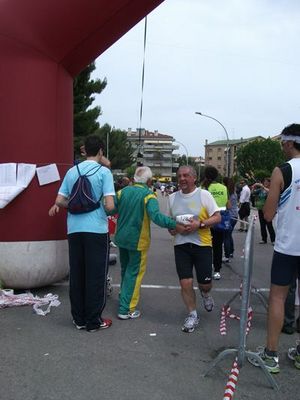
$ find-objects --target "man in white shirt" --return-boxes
[248,123,300,373]
[238,180,251,232]
[168,166,220,333]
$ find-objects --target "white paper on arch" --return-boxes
[0,163,36,208]
[36,163,60,186]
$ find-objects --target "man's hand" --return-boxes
[80,145,87,157]
[168,228,177,236]
[49,204,60,216]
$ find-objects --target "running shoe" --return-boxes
[181,314,199,333]
[247,347,280,374]
[202,294,214,312]
[213,272,221,280]
[118,310,141,320]
[287,343,300,369]
[87,318,112,332]
[222,257,230,263]
[72,320,86,330]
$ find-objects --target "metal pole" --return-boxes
[106,129,109,160]
[175,140,188,165]
[107,125,114,160]
[195,112,230,176]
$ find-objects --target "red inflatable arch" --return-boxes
[0,0,163,288]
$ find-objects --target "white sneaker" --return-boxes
[181,314,199,333]
[110,241,117,248]
[202,294,214,312]
[222,257,230,263]
[213,272,221,280]
[118,310,141,320]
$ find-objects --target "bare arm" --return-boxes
[263,167,283,222]
[100,155,111,169]
[104,195,115,212]
[48,194,68,216]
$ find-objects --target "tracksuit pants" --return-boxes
[118,247,148,315]
[68,232,109,330]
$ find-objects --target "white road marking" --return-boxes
[52,281,270,292]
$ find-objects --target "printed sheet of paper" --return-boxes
[0,186,25,208]
[0,163,37,208]
[17,163,36,187]
[36,164,60,186]
[0,163,17,186]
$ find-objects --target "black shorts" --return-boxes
[174,244,212,284]
[271,251,300,286]
[239,202,250,219]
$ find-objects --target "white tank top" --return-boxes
[275,158,300,255]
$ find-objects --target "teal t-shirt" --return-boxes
[58,160,115,234]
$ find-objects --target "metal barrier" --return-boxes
[203,215,279,391]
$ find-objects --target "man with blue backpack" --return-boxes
[49,135,115,332]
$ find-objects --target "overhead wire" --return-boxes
[137,16,148,165]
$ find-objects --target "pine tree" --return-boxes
[73,62,107,156]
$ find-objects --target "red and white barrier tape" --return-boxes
[220,307,253,399]
[223,358,240,400]
[220,305,253,336]
[0,290,60,316]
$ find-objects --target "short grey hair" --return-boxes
[177,165,197,178]
[134,166,153,183]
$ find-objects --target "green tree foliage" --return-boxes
[236,138,285,179]
[96,124,134,170]
[73,62,107,156]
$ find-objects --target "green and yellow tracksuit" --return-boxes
[114,183,176,315]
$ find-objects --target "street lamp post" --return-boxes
[195,112,230,177]
[106,125,114,160]
[174,140,189,165]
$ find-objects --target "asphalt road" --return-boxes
[1,196,299,400]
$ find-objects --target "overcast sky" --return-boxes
[93,0,300,156]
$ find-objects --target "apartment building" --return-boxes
[127,129,179,179]
[205,136,264,176]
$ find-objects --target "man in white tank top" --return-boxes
[167,166,221,333]
[248,124,300,373]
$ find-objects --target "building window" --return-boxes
[217,156,221,160]
[208,157,212,160]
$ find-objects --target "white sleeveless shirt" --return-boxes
[275,158,300,255]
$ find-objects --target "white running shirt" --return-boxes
[275,158,300,255]
[168,187,219,247]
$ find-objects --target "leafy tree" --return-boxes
[96,124,134,170]
[236,138,285,179]
[73,62,107,156]
[125,165,136,179]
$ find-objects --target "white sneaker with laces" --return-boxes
[213,272,221,280]
[118,310,141,320]
[181,314,199,333]
[201,294,214,312]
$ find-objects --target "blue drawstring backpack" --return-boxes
[68,164,102,214]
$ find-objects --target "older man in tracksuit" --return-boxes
[113,166,187,320]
